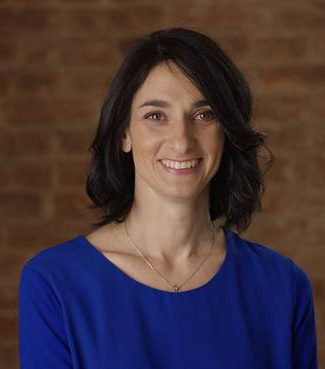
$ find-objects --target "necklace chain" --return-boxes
[123,219,221,292]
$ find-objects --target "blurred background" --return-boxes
[0,0,324,367]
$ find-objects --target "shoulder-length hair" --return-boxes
[85,27,274,234]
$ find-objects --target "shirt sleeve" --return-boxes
[18,266,73,369]
[291,260,319,369]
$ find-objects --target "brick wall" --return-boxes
[1,0,324,367]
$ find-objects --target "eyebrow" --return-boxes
[138,99,210,109]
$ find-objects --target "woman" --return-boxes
[18,27,319,368]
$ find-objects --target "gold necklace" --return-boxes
[123,219,220,292]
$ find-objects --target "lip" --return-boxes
[159,158,202,162]
[159,158,202,175]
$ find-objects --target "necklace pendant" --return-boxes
[173,285,181,292]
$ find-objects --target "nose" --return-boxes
[167,117,196,152]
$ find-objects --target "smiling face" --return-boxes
[121,61,225,202]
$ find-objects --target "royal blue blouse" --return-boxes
[18,228,319,369]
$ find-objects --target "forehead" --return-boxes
[132,61,204,105]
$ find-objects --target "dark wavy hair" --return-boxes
[85,27,274,234]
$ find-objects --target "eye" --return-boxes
[144,111,166,121]
[195,110,216,121]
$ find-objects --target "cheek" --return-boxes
[132,129,162,158]
[204,129,224,153]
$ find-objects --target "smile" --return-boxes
[160,158,200,169]
[159,158,202,175]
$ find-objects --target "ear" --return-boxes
[121,127,132,153]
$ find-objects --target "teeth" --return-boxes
[161,159,200,169]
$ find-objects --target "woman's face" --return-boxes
[122,61,225,201]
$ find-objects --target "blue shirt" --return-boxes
[18,228,319,369]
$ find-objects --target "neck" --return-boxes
[123,201,222,264]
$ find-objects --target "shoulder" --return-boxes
[84,223,132,257]
[230,229,292,265]
[229,229,310,288]
[20,235,86,281]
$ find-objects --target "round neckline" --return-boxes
[77,227,233,296]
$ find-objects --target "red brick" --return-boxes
[0,314,18,342]
[0,7,63,36]
[308,93,325,121]
[10,66,61,95]
[221,35,250,60]
[257,65,325,91]
[0,67,12,96]
[313,278,325,300]
[59,0,103,2]
[193,4,269,30]
[254,213,325,258]
[262,183,298,215]
[294,246,325,282]
[57,158,88,186]
[61,66,113,97]
[302,150,325,187]
[292,216,325,248]
[0,283,18,310]
[5,224,53,250]
[0,39,18,65]
[272,5,325,30]
[0,191,44,220]
[254,93,308,122]
[0,164,10,188]
[64,6,163,37]
[0,129,53,158]
[305,120,322,149]
[1,0,55,4]
[9,160,53,189]
[246,216,300,254]
[20,36,58,65]
[0,251,27,286]
[118,37,142,57]
[3,96,97,126]
[0,35,57,67]
[265,148,303,184]
[5,220,82,250]
[307,31,325,61]
[0,344,19,369]
[267,147,325,188]
[1,66,60,97]
[64,8,112,36]
[58,38,119,66]
[266,121,309,151]
[54,190,89,220]
[56,128,94,154]
[250,36,306,61]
